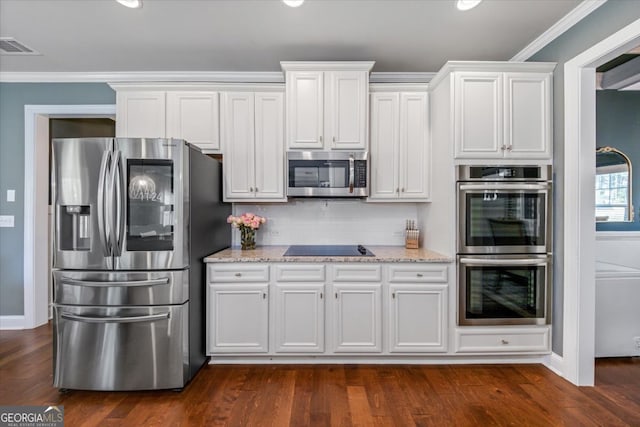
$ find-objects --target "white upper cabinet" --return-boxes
[503,72,552,158]
[282,62,374,150]
[369,86,429,201]
[221,91,285,202]
[111,84,221,153]
[166,91,220,152]
[436,62,555,161]
[115,90,166,139]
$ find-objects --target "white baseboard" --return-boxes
[543,352,564,377]
[0,315,26,330]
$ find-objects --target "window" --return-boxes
[595,167,629,222]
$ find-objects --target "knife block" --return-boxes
[405,230,419,249]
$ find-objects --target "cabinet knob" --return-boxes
[249,187,254,192]
[392,292,396,299]
[401,188,405,192]
[255,187,259,192]
[396,188,400,193]
[416,273,423,278]
[501,339,509,345]
[263,292,267,299]
[320,292,323,299]
[234,273,242,277]
[335,292,338,299]
[506,145,512,151]
[501,145,506,151]
[319,135,323,143]
[333,136,336,143]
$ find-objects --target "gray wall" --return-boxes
[529,0,640,355]
[595,90,640,231]
[0,83,115,316]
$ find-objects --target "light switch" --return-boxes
[7,190,15,202]
[0,215,15,228]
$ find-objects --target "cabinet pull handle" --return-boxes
[335,292,338,299]
[401,188,405,192]
[501,339,509,345]
[392,293,396,299]
[263,292,267,299]
[320,292,323,299]
[255,187,258,192]
[396,188,400,193]
[235,273,242,277]
[506,145,512,151]
[501,145,506,151]
[319,135,323,143]
[333,136,336,143]
[249,187,254,192]
[416,273,423,278]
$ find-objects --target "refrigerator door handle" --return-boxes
[97,150,112,257]
[61,312,170,324]
[116,150,126,256]
[60,277,170,287]
[108,150,122,256]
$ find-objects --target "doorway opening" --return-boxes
[23,105,116,329]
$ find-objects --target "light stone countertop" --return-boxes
[204,245,452,263]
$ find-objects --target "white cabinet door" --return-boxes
[388,284,447,352]
[222,92,256,200]
[504,72,551,158]
[254,92,285,200]
[332,284,382,353]
[166,91,219,152]
[115,91,166,138]
[369,92,400,199]
[208,284,269,353]
[326,71,368,149]
[274,284,325,353]
[286,71,324,149]
[399,92,429,200]
[454,72,503,158]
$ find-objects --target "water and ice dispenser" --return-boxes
[58,205,91,251]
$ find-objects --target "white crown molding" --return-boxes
[280,61,375,72]
[0,71,286,83]
[369,83,428,92]
[510,0,608,62]
[369,72,435,84]
[428,61,557,90]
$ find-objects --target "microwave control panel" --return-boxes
[355,161,367,187]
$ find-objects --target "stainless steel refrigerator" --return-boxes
[51,138,230,391]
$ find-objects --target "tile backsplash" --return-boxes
[230,200,418,246]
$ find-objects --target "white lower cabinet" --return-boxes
[208,283,269,353]
[455,327,550,354]
[331,283,382,353]
[388,284,447,352]
[274,283,325,353]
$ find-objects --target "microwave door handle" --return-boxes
[97,150,112,256]
[349,155,354,193]
[458,183,550,191]
[459,258,548,267]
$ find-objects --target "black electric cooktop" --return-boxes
[283,245,375,257]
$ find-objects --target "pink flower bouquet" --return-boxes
[227,213,266,249]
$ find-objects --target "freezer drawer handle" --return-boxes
[60,277,170,287]
[61,312,170,323]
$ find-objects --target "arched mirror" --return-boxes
[595,146,633,222]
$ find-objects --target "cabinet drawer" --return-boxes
[455,327,550,353]
[332,264,381,282]
[387,265,448,283]
[208,264,269,283]
[274,264,325,282]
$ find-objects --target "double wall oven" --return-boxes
[457,165,552,325]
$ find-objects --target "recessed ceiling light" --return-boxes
[116,0,142,9]
[283,0,304,7]
[456,0,482,11]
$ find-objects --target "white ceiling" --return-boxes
[0,0,585,75]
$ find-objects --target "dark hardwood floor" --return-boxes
[1,323,639,426]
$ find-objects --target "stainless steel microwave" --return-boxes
[287,151,368,198]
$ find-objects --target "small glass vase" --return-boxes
[240,227,256,250]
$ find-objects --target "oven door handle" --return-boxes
[459,257,548,267]
[458,183,550,191]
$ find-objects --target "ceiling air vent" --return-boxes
[0,38,40,55]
